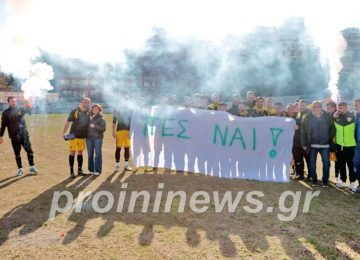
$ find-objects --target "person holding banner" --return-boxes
[249,96,271,117]
[199,94,209,109]
[266,97,275,115]
[286,104,295,118]
[0,96,39,176]
[238,100,249,117]
[246,90,256,114]
[192,93,202,109]
[227,94,240,116]
[217,102,228,112]
[301,101,335,187]
[274,102,288,117]
[183,96,192,108]
[208,93,219,110]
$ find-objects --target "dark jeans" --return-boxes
[292,145,310,177]
[11,135,34,169]
[309,147,330,184]
[86,137,103,173]
[336,144,356,183]
[352,142,360,184]
[334,161,340,178]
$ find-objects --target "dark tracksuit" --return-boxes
[293,111,310,178]
[0,106,34,169]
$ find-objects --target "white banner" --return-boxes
[131,106,295,182]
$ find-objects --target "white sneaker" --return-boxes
[336,182,347,188]
[93,172,101,176]
[115,163,120,172]
[125,165,133,171]
[17,168,23,176]
[30,166,39,174]
[349,182,356,192]
[335,178,341,185]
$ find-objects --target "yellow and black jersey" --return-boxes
[267,107,275,115]
[249,109,271,117]
[113,109,132,131]
[207,103,218,111]
[274,111,288,117]
[296,111,308,125]
[67,106,90,138]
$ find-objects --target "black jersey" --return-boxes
[67,107,90,138]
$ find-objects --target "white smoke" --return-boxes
[0,0,360,99]
[21,62,54,99]
[327,33,347,102]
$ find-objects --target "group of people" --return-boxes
[0,96,132,178]
[61,97,133,177]
[173,91,360,192]
[1,92,360,193]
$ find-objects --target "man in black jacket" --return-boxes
[293,99,310,180]
[62,97,91,178]
[301,101,335,187]
[0,96,39,176]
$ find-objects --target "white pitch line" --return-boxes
[76,175,94,189]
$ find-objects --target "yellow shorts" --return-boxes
[69,138,86,152]
[116,130,130,148]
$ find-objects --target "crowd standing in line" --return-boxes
[1,92,360,193]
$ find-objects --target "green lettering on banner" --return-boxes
[229,128,246,149]
[142,115,158,137]
[269,128,284,158]
[162,119,175,137]
[177,120,191,139]
[213,124,228,146]
[252,128,256,150]
[270,128,283,146]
